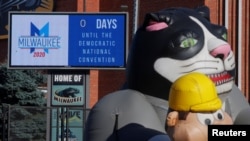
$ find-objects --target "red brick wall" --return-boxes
[205,0,224,24]
[84,0,100,12]
[53,0,77,11]
[240,0,250,100]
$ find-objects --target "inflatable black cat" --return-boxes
[85,6,250,141]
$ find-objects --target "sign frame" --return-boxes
[51,73,85,106]
[8,12,128,70]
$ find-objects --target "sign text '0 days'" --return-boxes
[80,18,118,29]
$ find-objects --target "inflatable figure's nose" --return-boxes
[210,44,231,60]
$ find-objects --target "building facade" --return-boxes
[0,0,249,109]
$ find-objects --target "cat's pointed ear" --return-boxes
[143,13,170,31]
[195,5,210,21]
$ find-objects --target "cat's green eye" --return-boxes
[222,33,227,40]
[180,38,198,48]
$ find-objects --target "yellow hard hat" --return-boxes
[169,72,222,112]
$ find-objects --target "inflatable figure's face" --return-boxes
[126,6,235,100]
[167,109,233,141]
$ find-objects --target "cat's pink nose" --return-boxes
[210,44,231,60]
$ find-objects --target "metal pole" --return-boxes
[61,107,64,141]
[237,0,242,90]
[1,104,9,141]
[133,0,139,34]
[66,107,69,141]
[56,107,60,141]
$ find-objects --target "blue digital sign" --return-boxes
[8,12,128,69]
[68,14,127,67]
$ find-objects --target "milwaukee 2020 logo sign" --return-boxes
[18,22,61,57]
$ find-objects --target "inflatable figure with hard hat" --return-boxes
[85,6,250,141]
[166,72,233,141]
